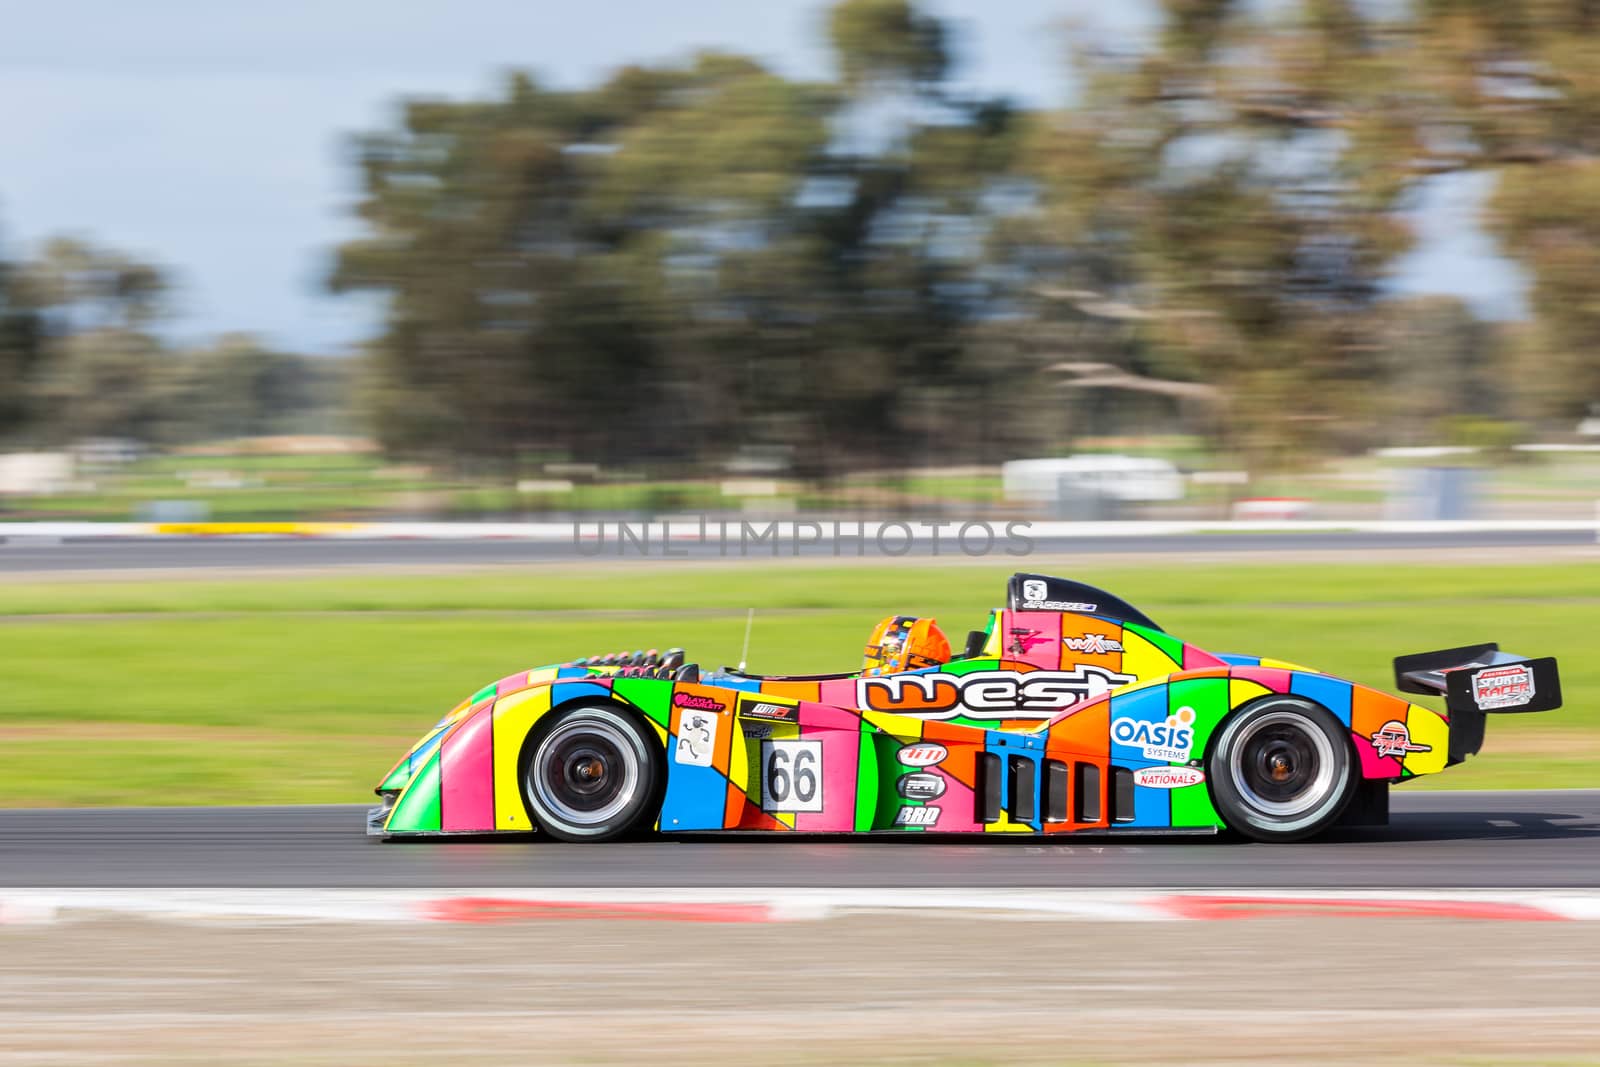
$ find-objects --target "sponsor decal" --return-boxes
[1132,766,1205,789]
[741,701,799,723]
[858,667,1137,720]
[741,722,774,740]
[1063,633,1124,655]
[1369,720,1432,759]
[1022,579,1048,603]
[1472,663,1535,710]
[1111,706,1197,762]
[896,772,947,801]
[894,806,941,827]
[673,691,727,713]
[674,710,718,767]
[897,742,948,767]
[1008,627,1051,655]
[761,739,823,813]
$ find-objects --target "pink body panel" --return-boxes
[440,706,497,832]
[795,701,862,831]
[1005,610,1063,668]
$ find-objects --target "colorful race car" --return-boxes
[369,572,1562,843]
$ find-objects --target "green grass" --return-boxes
[1,560,1595,806]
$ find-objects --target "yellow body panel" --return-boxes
[491,687,553,830]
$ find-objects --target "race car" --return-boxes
[369,572,1562,843]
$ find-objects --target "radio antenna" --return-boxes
[738,607,755,672]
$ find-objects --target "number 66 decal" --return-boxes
[761,739,823,813]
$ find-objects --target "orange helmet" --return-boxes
[862,616,951,676]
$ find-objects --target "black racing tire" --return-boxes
[1207,697,1357,843]
[520,705,662,842]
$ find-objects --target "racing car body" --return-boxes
[371,572,1562,843]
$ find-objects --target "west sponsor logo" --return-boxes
[741,701,799,723]
[673,692,727,713]
[1369,720,1432,759]
[896,772,947,801]
[1132,766,1205,789]
[894,806,941,827]
[858,668,1137,720]
[1111,706,1197,762]
[896,742,948,767]
[1471,663,1535,710]
[1063,633,1123,655]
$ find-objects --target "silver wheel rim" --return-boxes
[529,717,641,828]
[1228,710,1336,818]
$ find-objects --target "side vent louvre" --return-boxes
[1111,766,1136,823]
[976,752,1003,824]
[1007,756,1036,823]
[1074,762,1101,823]
[1043,760,1070,823]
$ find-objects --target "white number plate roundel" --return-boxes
[761,739,824,813]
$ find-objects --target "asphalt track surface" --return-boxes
[3,789,1596,888]
[0,528,1592,571]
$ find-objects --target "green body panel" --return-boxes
[386,747,442,832]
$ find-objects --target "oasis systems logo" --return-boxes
[858,667,1136,720]
[1111,706,1196,762]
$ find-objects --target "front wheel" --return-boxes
[521,705,661,842]
[1207,698,1357,843]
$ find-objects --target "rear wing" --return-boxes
[1393,644,1561,766]
[1393,643,1562,716]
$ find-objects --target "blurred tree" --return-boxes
[0,227,45,441]
[827,0,949,93]
[1378,1,1600,422]
[20,237,175,444]
[332,1,1046,475]
[1373,295,1504,444]
[168,334,348,442]
[1025,0,1422,475]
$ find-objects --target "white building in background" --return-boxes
[1002,455,1184,505]
[0,452,75,496]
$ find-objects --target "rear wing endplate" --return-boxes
[1393,643,1562,716]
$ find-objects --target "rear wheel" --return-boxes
[522,705,661,842]
[1207,698,1356,843]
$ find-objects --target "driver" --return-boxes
[862,616,951,676]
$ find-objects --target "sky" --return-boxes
[0,0,1523,353]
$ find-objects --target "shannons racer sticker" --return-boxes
[675,710,718,767]
[1472,664,1535,710]
[858,667,1137,720]
[1111,706,1196,762]
[1132,766,1204,789]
